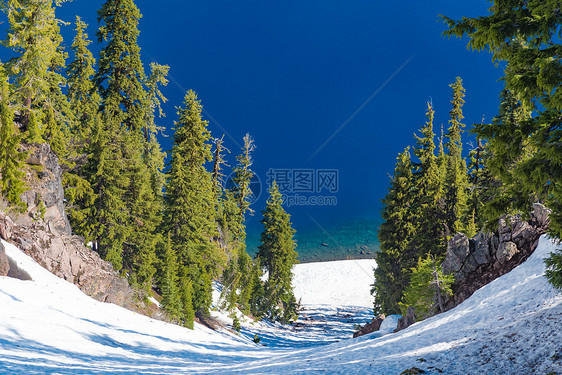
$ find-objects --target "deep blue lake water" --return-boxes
[0,1,504,262]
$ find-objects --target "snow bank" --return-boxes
[293,259,376,307]
[1,237,561,374]
[244,236,562,374]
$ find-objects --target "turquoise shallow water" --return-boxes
[246,216,380,263]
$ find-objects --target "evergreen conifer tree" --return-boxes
[64,17,99,237]
[373,148,416,315]
[442,1,562,286]
[444,77,469,236]
[257,181,299,323]
[92,0,160,285]
[165,90,221,319]
[67,17,100,147]
[0,64,26,210]
[410,102,447,257]
[143,62,169,202]
[400,254,454,319]
[466,136,486,237]
[160,233,182,321]
[179,268,195,329]
[2,0,73,156]
[220,134,261,314]
[233,134,256,219]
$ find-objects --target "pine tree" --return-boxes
[64,17,99,237]
[220,134,261,315]
[0,64,26,210]
[233,133,256,220]
[143,62,169,202]
[212,135,229,208]
[257,181,299,323]
[373,148,416,315]
[160,233,182,321]
[165,90,221,318]
[466,135,485,237]
[474,90,535,228]
[400,254,454,320]
[444,77,469,236]
[442,1,562,288]
[410,101,447,258]
[179,268,195,329]
[2,0,73,157]
[249,257,266,318]
[67,17,100,147]
[92,0,160,285]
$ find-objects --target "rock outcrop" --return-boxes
[394,306,416,333]
[353,314,386,338]
[0,241,9,276]
[442,203,551,309]
[0,143,164,320]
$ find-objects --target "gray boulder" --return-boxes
[394,306,416,333]
[470,231,493,266]
[495,241,519,264]
[0,241,8,276]
[442,233,469,275]
[532,203,551,228]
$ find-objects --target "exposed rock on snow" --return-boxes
[0,143,163,320]
[0,241,8,276]
[394,306,416,332]
[353,314,385,338]
[442,203,551,309]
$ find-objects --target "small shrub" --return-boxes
[232,316,241,333]
[400,367,425,375]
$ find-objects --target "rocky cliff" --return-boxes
[442,203,551,309]
[0,143,165,320]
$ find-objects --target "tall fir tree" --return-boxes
[92,0,159,286]
[2,0,73,158]
[143,62,169,203]
[178,267,195,329]
[442,1,562,286]
[233,133,256,219]
[410,101,447,258]
[165,90,221,318]
[211,135,229,206]
[0,63,26,210]
[160,233,182,321]
[474,90,536,228]
[373,147,416,315]
[67,17,100,147]
[220,134,261,314]
[257,181,299,323]
[64,17,99,238]
[444,77,469,236]
[466,135,486,237]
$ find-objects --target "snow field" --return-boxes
[1,237,561,374]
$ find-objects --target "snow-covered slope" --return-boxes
[1,237,562,374]
[293,259,376,307]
